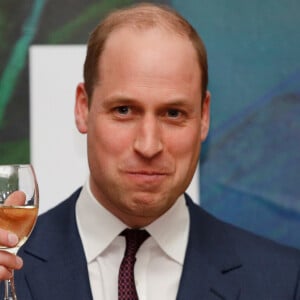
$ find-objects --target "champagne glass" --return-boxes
[0,165,39,300]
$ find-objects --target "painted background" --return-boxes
[0,0,299,248]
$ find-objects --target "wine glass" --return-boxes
[0,165,39,300]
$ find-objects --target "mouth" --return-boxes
[124,170,169,185]
[128,170,168,175]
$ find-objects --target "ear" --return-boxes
[200,91,210,142]
[75,83,89,133]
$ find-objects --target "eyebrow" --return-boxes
[102,93,193,105]
[101,96,138,108]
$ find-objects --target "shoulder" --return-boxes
[37,188,82,226]
[186,195,300,268]
[185,197,300,297]
[221,214,300,267]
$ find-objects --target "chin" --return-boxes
[129,192,173,214]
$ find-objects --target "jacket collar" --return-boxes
[176,195,242,300]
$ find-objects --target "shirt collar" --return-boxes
[76,181,127,263]
[146,194,189,265]
[76,179,190,265]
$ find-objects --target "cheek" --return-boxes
[166,126,201,158]
[89,120,133,157]
[166,127,201,176]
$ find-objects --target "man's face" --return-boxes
[75,27,210,227]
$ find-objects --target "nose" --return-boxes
[133,114,163,159]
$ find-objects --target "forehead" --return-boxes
[103,26,196,57]
[97,27,201,90]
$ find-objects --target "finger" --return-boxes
[0,228,18,247]
[4,191,26,206]
[0,251,23,269]
[0,252,23,280]
[0,265,13,280]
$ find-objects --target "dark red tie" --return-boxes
[118,229,149,300]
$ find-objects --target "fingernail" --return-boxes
[16,256,23,267]
[8,233,18,245]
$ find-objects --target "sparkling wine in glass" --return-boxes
[0,165,39,300]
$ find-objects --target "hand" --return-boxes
[0,229,23,280]
[0,191,25,279]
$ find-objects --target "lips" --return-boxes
[123,170,170,186]
[127,170,168,175]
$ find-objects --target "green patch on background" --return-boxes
[0,139,29,164]
[48,0,134,44]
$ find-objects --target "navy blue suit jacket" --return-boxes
[2,188,300,299]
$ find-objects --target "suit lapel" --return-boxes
[177,196,242,300]
[18,189,93,300]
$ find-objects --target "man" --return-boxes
[1,3,300,299]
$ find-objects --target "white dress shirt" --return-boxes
[76,180,190,300]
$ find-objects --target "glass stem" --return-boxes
[4,271,17,300]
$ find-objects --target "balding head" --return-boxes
[83,3,208,104]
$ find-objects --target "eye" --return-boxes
[115,106,130,115]
[166,109,181,118]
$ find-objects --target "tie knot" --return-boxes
[122,229,149,257]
